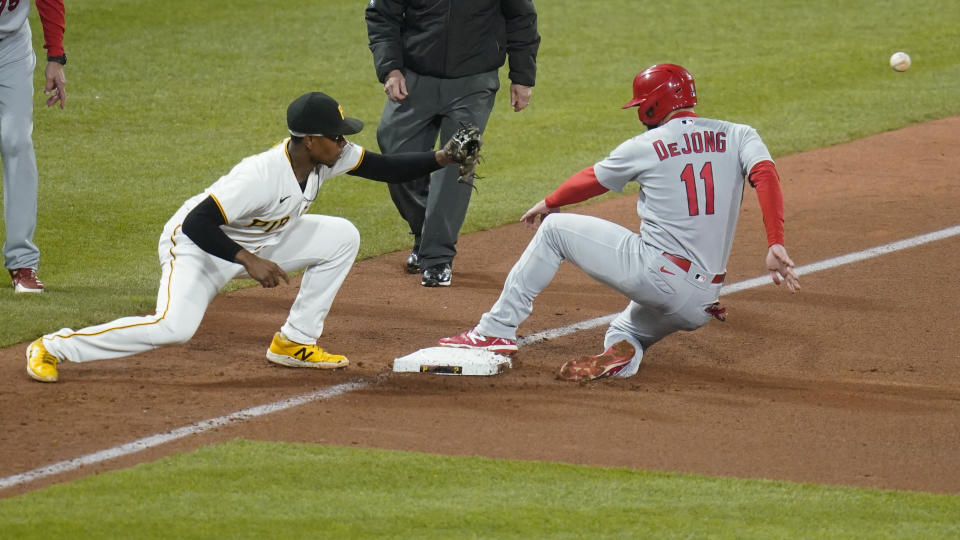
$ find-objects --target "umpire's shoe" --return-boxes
[421,262,452,287]
[26,338,60,383]
[404,251,421,274]
[266,333,348,369]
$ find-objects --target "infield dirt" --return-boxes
[2,116,959,497]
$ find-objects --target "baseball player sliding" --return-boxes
[438,64,800,381]
[26,92,480,383]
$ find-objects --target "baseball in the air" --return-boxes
[890,51,911,72]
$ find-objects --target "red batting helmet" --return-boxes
[622,64,697,127]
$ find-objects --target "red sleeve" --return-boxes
[748,160,785,246]
[544,166,609,208]
[35,0,66,57]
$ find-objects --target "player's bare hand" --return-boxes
[236,250,290,288]
[44,62,67,109]
[766,244,800,292]
[520,199,556,229]
[510,84,532,112]
[384,70,408,102]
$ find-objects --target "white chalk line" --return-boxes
[0,382,366,491]
[3,224,958,492]
[519,224,960,346]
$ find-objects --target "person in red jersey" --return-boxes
[439,64,800,381]
[0,0,67,293]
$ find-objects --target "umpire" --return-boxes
[365,0,540,287]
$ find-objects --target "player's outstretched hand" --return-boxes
[766,244,800,292]
[236,250,290,288]
[520,199,558,229]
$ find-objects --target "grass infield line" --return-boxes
[3,224,958,492]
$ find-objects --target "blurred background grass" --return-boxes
[1,0,958,344]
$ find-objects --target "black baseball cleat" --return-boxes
[404,251,421,274]
[421,263,452,287]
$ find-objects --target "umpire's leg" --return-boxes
[418,70,499,270]
[376,70,442,248]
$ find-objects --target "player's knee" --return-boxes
[344,220,361,251]
[151,318,200,346]
[535,213,569,244]
[0,128,34,158]
[330,218,360,254]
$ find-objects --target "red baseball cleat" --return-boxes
[438,328,517,356]
[10,268,44,293]
[557,340,636,382]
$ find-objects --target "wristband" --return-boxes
[47,54,67,65]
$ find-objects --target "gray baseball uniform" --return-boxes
[476,114,773,376]
[0,8,40,270]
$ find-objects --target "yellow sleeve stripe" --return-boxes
[209,194,230,225]
[348,147,366,172]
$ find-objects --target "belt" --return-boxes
[662,252,725,284]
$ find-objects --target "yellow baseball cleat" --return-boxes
[265,333,348,369]
[26,338,60,383]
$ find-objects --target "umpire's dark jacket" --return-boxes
[366,0,540,86]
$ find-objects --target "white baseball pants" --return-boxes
[476,213,723,377]
[43,214,360,363]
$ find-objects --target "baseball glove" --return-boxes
[442,122,483,189]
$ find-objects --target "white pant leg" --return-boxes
[477,213,717,379]
[255,215,360,344]
[605,244,724,377]
[44,224,236,362]
[478,213,648,340]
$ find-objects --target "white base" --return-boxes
[393,347,512,376]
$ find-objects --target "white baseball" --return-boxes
[890,51,911,72]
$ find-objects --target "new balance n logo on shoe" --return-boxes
[266,332,348,370]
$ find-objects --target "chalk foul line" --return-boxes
[3,224,958,492]
[519,224,960,346]
[0,382,366,491]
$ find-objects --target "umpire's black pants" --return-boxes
[376,69,499,270]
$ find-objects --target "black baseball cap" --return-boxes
[286,92,363,137]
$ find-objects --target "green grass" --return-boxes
[2,3,960,533]
[0,0,958,344]
[1,440,958,539]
